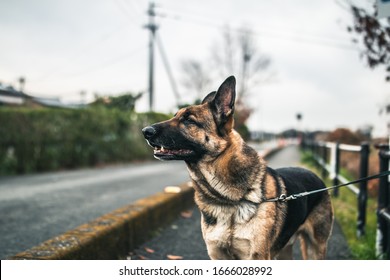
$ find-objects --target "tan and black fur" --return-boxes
[142,76,334,260]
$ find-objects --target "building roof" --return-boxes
[0,86,84,109]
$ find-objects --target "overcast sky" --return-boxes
[0,0,388,136]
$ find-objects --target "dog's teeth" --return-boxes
[161,146,165,152]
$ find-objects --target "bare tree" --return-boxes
[210,26,272,139]
[211,26,272,102]
[179,26,273,139]
[238,27,272,100]
[211,27,235,78]
[180,60,211,103]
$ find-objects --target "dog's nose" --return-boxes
[142,126,156,139]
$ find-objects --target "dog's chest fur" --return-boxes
[193,177,279,260]
[186,153,281,259]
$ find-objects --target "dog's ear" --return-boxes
[212,76,236,129]
[201,91,216,104]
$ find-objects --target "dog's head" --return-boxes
[142,76,236,162]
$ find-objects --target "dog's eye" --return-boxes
[183,117,197,125]
[181,114,198,126]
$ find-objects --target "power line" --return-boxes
[113,0,142,25]
[58,45,147,79]
[27,44,147,87]
[30,23,129,83]
[128,0,143,15]
[159,5,350,43]
[156,7,358,52]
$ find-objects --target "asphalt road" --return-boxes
[0,160,190,259]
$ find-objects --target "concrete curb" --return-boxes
[11,182,194,260]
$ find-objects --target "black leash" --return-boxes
[265,170,390,203]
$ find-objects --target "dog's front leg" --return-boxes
[248,241,273,260]
[206,242,235,260]
[250,251,272,260]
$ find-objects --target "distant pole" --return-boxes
[144,1,158,111]
[18,76,25,92]
[80,90,86,104]
[296,112,303,141]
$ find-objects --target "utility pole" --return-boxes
[18,76,25,92]
[144,1,158,111]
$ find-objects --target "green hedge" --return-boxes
[0,108,170,175]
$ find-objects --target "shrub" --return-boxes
[0,108,170,175]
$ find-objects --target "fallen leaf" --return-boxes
[181,210,193,219]
[145,247,155,254]
[164,186,181,193]
[167,254,183,260]
[138,255,149,260]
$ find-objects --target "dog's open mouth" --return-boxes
[152,145,194,160]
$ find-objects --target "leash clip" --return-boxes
[278,194,297,202]
[265,193,298,203]
[278,194,287,202]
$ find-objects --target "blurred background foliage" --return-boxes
[0,107,170,175]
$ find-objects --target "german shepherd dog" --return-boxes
[142,76,333,260]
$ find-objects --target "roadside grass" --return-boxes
[301,151,377,259]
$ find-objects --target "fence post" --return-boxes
[311,141,315,155]
[333,142,340,197]
[357,142,369,238]
[376,144,389,259]
[313,142,319,169]
[321,144,328,178]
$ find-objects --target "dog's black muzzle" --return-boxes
[142,126,156,140]
[141,124,202,161]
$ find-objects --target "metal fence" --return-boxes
[302,141,390,259]
[377,144,390,259]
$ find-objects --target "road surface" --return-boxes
[0,160,190,259]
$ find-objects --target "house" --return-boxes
[0,85,31,106]
[0,84,84,109]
